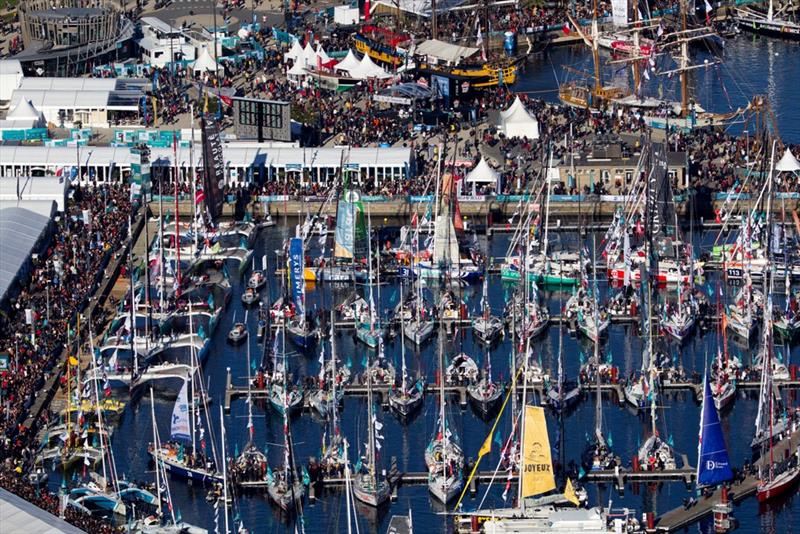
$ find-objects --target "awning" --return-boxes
[414,39,478,64]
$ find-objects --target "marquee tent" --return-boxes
[348,54,392,80]
[335,50,362,73]
[498,96,539,139]
[776,148,800,172]
[192,48,223,74]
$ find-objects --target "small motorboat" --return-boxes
[228,323,248,344]
[241,287,260,306]
[248,270,267,290]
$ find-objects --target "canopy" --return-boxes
[465,157,500,184]
[0,206,52,302]
[287,61,307,78]
[498,96,540,140]
[6,99,41,120]
[315,44,331,64]
[349,54,392,80]
[775,148,800,172]
[374,0,466,17]
[414,39,478,64]
[192,48,223,74]
[303,42,317,66]
[285,39,304,63]
[335,50,362,73]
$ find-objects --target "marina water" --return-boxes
[49,224,800,533]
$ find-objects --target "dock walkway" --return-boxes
[653,427,800,532]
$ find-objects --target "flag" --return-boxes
[704,0,713,24]
[562,22,571,35]
[564,478,580,506]
[478,431,492,458]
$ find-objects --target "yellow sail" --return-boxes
[520,406,556,498]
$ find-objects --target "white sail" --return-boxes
[170,379,191,441]
[432,204,459,266]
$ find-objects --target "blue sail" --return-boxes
[289,237,305,315]
[697,373,733,486]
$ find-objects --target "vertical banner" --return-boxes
[289,237,304,315]
[201,117,226,224]
[611,0,629,26]
[520,406,556,498]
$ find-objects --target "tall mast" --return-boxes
[330,309,338,435]
[632,0,641,94]
[220,406,230,534]
[173,136,181,295]
[149,388,162,520]
[190,103,199,253]
[189,301,197,454]
[366,349,377,489]
[592,238,602,438]
[400,282,408,389]
[680,0,689,117]
[592,0,602,93]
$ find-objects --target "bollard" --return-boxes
[645,512,655,530]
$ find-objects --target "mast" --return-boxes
[128,215,138,376]
[591,0,602,94]
[366,347,377,491]
[330,308,338,435]
[189,301,197,454]
[220,405,230,534]
[431,0,438,39]
[592,237,602,440]
[437,329,447,489]
[173,135,181,295]
[149,388,163,520]
[632,0,641,95]
[400,282,408,392]
[680,0,689,117]
[190,103,199,253]
[542,151,553,259]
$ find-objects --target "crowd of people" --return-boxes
[0,184,134,532]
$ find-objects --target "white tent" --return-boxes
[465,157,500,194]
[315,44,331,65]
[348,54,392,80]
[334,50,361,74]
[192,48,223,74]
[775,148,800,172]
[0,60,24,101]
[285,39,304,64]
[286,61,308,84]
[7,99,41,121]
[498,96,539,139]
[303,42,317,67]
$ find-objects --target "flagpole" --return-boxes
[454,365,523,510]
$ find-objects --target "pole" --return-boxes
[190,103,199,253]
[220,406,230,534]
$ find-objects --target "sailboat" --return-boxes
[735,0,800,39]
[696,368,734,488]
[755,298,800,500]
[467,344,503,417]
[139,388,208,534]
[472,275,504,343]
[501,156,586,286]
[413,170,482,284]
[269,327,303,416]
[711,286,738,411]
[267,328,305,512]
[426,332,465,503]
[309,311,346,419]
[660,279,698,342]
[353,360,391,507]
[403,277,435,346]
[234,336,269,487]
[389,283,424,419]
[355,210,387,348]
[545,309,581,411]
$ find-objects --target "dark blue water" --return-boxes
[51,226,800,533]
[515,35,800,144]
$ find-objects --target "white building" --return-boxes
[138,17,197,68]
[8,77,147,129]
[0,60,24,102]
[0,144,414,188]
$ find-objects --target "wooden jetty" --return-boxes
[224,368,800,413]
[652,427,800,532]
